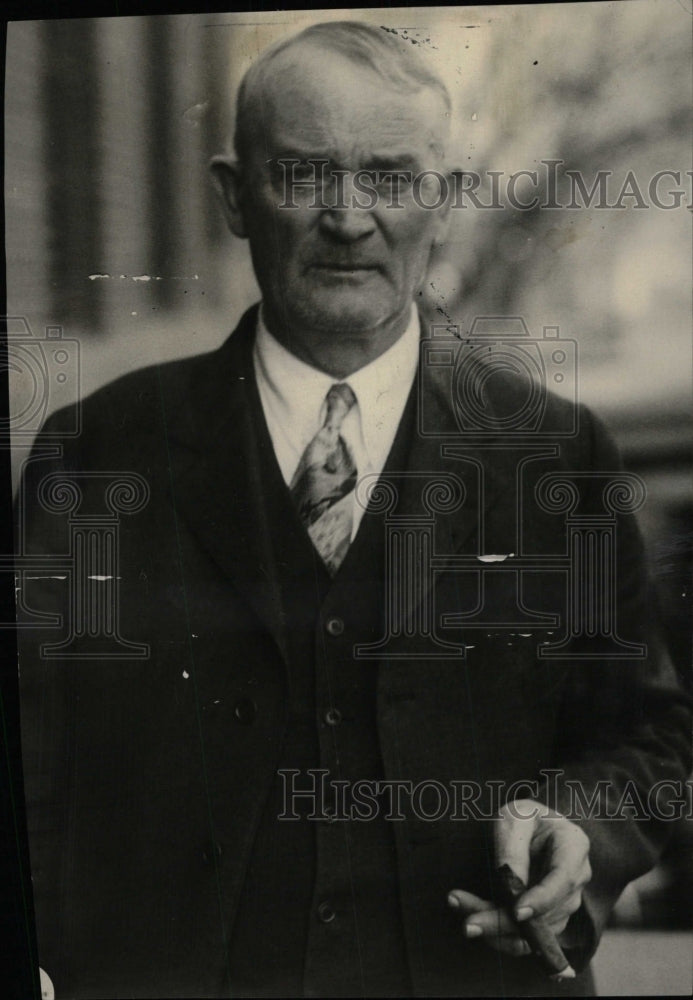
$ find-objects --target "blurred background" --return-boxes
[5,3,692,994]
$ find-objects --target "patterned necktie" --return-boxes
[290,382,358,575]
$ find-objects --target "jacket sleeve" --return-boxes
[15,404,93,995]
[538,405,692,969]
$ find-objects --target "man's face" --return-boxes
[232,43,450,338]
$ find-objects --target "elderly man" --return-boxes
[18,20,691,999]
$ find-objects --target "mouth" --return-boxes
[309,263,381,279]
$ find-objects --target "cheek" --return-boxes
[388,212,439,267]
[273,208,317,260]
[249,203,308,268]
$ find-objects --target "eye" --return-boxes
[293,161,318,182]
[271,159,325,184]
[375,169,414,195]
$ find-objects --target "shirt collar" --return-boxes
[344,304,420,469]
[253,303,421,468]
[253,308,336,459]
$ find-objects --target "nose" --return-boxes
[319,207,376,241]
[318,173,377,242]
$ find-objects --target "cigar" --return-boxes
[494,864,576,982]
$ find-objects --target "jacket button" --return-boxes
[324,708,342,726]
[233,698,257,724]
[317,901,336,923]
[325,616,344,636]
[202,841,223,865]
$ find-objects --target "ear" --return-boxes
[209,155,248,239]
[431,168,454,247]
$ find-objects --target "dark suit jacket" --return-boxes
[17,305,692,998]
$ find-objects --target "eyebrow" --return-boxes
[361,154,421,173]
[267,148,331,163]
[267,150,424,172]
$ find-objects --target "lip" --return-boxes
[310,263,381,277]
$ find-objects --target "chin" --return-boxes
[299,290,391,335]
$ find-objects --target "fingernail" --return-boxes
[515,906,533,921]
[447,892,460,909]
[550,966,576,981]
[465,924,483,938]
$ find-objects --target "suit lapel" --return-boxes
[365,324,521,661]
[394,327,511,556]
[160,305,290,664]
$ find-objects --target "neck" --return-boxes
[262,303,414,379]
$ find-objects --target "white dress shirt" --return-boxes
[253,303,420,538]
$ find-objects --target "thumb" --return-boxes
[494,799,545,884]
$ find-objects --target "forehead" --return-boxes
[249,42,448,159]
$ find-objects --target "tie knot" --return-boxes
[324,382,356,430]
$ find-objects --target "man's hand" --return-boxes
[448,799,591,957]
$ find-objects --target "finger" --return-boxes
[527,885,583,924]
[486,936,532,958]
[516,867,575,919]
[463,906,520,938]
[494,802,540,884]
[538,889,583,936]
[547,914,569,936]
[447,891,518,937]
[514,823,590,920]
[447,889,495,916]
[559,888,584,920]
[516,851,589,920]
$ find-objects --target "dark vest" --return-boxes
[226,365,416,997]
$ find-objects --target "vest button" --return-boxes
[317,901,336,923]
[325,616,344,636]
[233,698,257,724]
[325,708,342,726]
